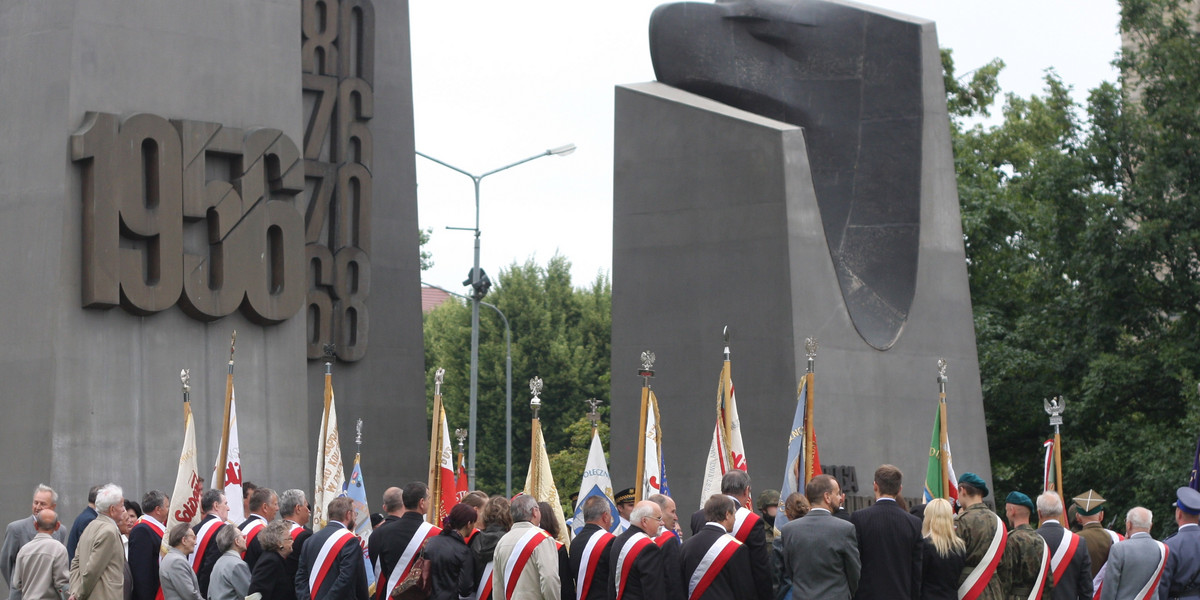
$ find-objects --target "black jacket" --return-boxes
[191,514,228,597]
[423,531,476,600]
[849,498,924,600]
[249,551,295,600]
[127,521,162,600]
[680,524,754,600]
[568,524,613,600]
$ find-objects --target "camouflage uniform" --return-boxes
[956,502,1007,600]
[1000,524,1053,600]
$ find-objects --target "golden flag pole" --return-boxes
[634,351,655,502]
[1045,397,1066,499]
[427,369,445,525]
[213,331,236,489]
[937,360,950,498]
[803,338,817,485]
[719,327,735,468]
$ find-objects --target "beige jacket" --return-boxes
[491,522,560,600]
[68,515,124,600]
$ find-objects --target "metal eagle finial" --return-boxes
[529,377,543,418]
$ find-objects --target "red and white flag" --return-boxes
[211,387,244,523]
[165,399,203,552]
[700,338,747,507]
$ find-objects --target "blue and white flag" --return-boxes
[345,454,376,594]
[572,429,620,535]
[775,377,808,531]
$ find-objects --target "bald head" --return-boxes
[34,510,57,533]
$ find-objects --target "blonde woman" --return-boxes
[920,498,966,600]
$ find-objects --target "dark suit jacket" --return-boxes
[283,522,313,595]
[190,515,227,597]
[1037,521,1092,600]
[295,523,367,600]
[67,508,97,562]
[606,525,664,600]
[249,551,294,600]
[848,498,923,600]
[680,524,754,600]
[127,521,163,600]
[239,516,268,573]
[569,524,614,600]
[691,502,770,600]
[656,531,685,600]
[366,512,424,594]
[778,509,861,600]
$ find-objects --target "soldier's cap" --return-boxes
[958,472,989,498]
[615,487,636,505]
[1072,489,1106,516]
[1005,491,1035,514]
[757,489,780,511]
[1175,487,1200,515]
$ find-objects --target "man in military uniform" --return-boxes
[757,490,780,545]
[1159,487,1200,600]
[954,473,1007,600]
[1000,491,1053,599]
[1074,490,1122,584]
[614,488,635,533]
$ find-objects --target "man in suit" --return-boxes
[778,474,860,600]
[367,483,438,599]
[1036,491,1092,600]
[1159,487,1200,600]
[1097,507,1164,600]
[295,496,368,600]
[240,488,278,571]
[12,510,67,600]
[2,485,68,600]
[647,494,684,600]
[66,488,100,563]
[568,496,614,600]
[279,489,313,591]
[190,489,230,597]
[849,465,923,600]
[689,470,772,600]
[127,490,168,600]
[607,500,664,600]
[68,484,125,600]
[493,495,559,600]
[681,495,753,600]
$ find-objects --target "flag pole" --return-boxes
[720,327,735,468]
[803,339,817,484]
[213,331,236,488]
[428,369,445,525]
[529,376,544,499]
[635,351,655,502]
[1044,396,1065,499]
[181,368,192,421]
[937,359,950,498]
[456,428,467,477]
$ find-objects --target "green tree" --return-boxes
[423,255,612,495]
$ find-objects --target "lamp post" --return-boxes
[417,145,573,490]
[421,281,514,496]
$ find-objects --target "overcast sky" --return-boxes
[409,0,1122,293]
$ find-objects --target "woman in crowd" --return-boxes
[160,523,204,600]
[423,504,478,600]
[920,498,966,600]
[207,526,250,600]
[249,521,294,600]
[537,502,573,600]
[468,496,511,600]
[772,492,810,600]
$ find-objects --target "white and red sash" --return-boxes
[475,561,494,600]
[308,527,357,597]
[240,516,267,557]
[135,517,166,600]
[614,532,653,600]
[1050,529,1082,584]
[502,527,553,600]
[731,508,759,543]
[1029,537,1051,600]
[686,534,742,600]
[189,517,224,572]
[958,513,1007,600]
[655,530,678,548]
[382,521,439,599]
[1135,541,1169,600]
[575,531,615,600]
[288,522,305,541]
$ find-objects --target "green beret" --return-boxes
[1006,491,1035,514]
[958,472,989,498]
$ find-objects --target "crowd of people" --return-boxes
[2,469,1198,600]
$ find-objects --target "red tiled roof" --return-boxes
[422,286,455,312]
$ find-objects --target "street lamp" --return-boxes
[417,144,575,490]
[422,282,514,497]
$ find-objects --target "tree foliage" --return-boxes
[423,255,612,497]
[957,0,1200,535]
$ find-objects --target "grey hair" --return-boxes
[258,520,291,553]
[510,495,538,523]
[648,494,672,510]
[214,524,241,553]
[1036,492,1064,518]
[34,484,57,505]
[95,484,123,514]
[141,490,169,514]
[581,496,610,522]
[629,502,656,523]
[720,470,751,496]
[280,489,307,518]
[1126,506,1152,530]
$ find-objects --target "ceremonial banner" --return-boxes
[525,417,568,544]
[572,428,619,536]
[313,365,345,530]
[166,398,203,553]
[699,342,747,508]
[456,450,469,501]
[1043,439,1057,494]
[776,374,822,530]
[427,402,457,525]
[923,398,958,504]
[211,387,244,524]
[346,454,376,595]
[640,390,664,500]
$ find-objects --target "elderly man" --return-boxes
[239,488,278,571]
[127,491,168,600]
[493,495,560,600]
[568,497,614,600]
[3,485,68,600]
[68,484,126,600]
[1096,507,1164,600]
[647,494,683,600]
[279,489,312,592]
[1036,491,1092,600]
[12,510,67,600]
[296,497,367,600]
[606,500,665,600]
